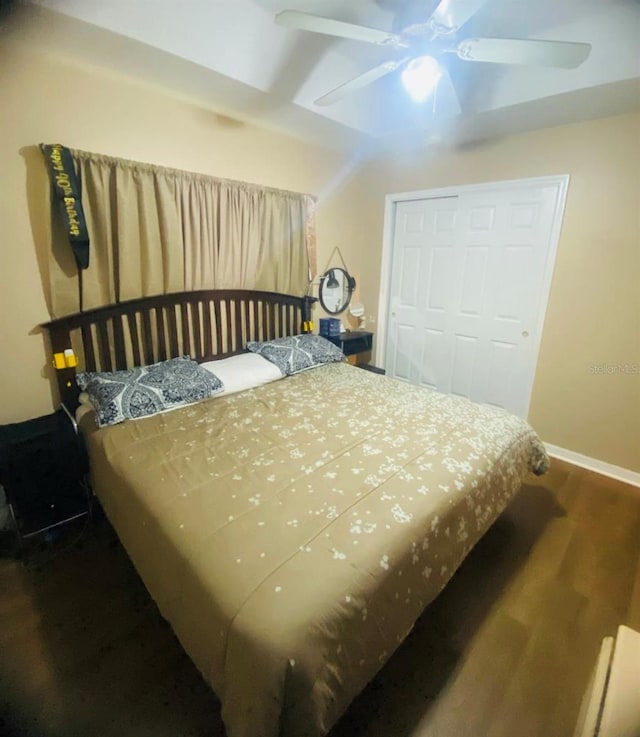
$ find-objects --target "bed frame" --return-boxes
[42,289,316,409]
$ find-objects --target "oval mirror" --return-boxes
[319,267,355,315]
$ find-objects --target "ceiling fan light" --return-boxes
[401,55,441,102]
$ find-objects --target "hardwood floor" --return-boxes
[1,459,639,737]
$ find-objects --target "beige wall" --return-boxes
[0,39,366,424]
[358,112,640,472]
[2,34,637,475]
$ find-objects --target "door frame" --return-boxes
[376,175,570,417]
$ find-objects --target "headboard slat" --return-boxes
[234,300,243,353]
[289,305,294,334]
[213,297,222,357]
[224,300,233,353]
[268,303,276,340]
[278,305,285,338]
[202,299,212,359]
[81,324,96,372]
[97,320,112,372]
[42,289,316,408]
[126,312,142,367]
[141,311,154,365]
[155,308,167,362]
[112,315,127,370]
[167,306,179,358]
[261,302,268,341]
[180,303,192,359]
[252,300,259,343]
[191,300,202,359]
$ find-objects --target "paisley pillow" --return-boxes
[77,356,223,427]
[246,334,344,376]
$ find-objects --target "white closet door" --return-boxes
[385,180,565,418]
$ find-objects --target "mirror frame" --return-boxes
[318,267,356,315]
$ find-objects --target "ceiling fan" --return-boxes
[275,0,591,109]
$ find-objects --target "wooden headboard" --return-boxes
[42,289,316,409]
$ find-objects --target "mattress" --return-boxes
[82,361,548,737]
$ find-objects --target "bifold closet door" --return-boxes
[385,180,564,418]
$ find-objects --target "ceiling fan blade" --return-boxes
[456,38,592,68]
[428,0,491,35]
[314,59,409,106]
[276,10,407,47]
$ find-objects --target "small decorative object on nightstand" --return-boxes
[348,302,365,329]
[0,407,90,551]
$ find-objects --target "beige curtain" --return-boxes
[47,149,316,316]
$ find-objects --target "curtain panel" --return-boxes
[47,149,317,316]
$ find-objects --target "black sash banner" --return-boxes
[40,143,90,270]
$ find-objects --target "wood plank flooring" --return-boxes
[1,459,639,737]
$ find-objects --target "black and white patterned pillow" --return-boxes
[77,356,223,427]
[246,334,345,376]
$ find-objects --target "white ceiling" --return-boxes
[10,0,640,150]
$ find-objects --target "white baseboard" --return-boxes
[544,443,640,488]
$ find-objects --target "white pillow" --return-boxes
[200,352,284,396]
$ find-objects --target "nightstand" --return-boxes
[0,407,89,550]
[339,330,373,365]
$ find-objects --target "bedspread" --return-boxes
[83,362,548,737]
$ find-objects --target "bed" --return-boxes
[43,289,548,737]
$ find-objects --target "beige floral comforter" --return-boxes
[83,362,548,737]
